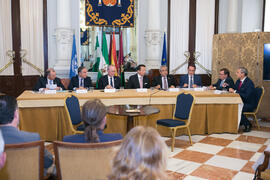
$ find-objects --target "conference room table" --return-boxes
[17,89,243,141]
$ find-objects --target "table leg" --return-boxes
[127,116,134,132]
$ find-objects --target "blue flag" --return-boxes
[69,35,78,78]
[161,33,167,65]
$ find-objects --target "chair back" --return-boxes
[54,140,122,180]
[64,95,82,125]
[174,93,195,124]
[0,140,44,180]
[253,86,264,114]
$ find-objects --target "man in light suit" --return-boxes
[209,68,235,91]
[68,66,92,90]
[180,64,202,88]
[127,64,150,89]
[229,67,255,132]
[0,95,53,172]
[33,68,65,91]
[152,65,176,90]
[98,65,121,89]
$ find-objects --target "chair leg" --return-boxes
[171,128,176,152]
[254,114,260,129]
[186,127,193,146]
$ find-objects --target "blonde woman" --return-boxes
[109,126,168,180]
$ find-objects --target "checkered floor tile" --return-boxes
[166,120,270,180]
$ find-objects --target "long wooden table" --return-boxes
[17,89,243,141]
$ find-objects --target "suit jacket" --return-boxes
[68,75,92,90]
[63,130,122,143]
[179,74,202,87]
[152,75,176,89]
[235,77,256,108]
[98,75,121,89]
[33,76,65,91]
[0,126,53,169]
[213,76,235,90]
[127,74,150,89]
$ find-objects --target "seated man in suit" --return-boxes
[127,64,150,89]
[98,65,121,89]
[33,68,65,91]
[229,67,255,132]
[68,66,92,90]
[0,95,53,173]
[152,65,176,90]
[209,68,235,90]
[180,64,202,88]
[0,130,6,170]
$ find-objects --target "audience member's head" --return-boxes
[109,126,168,180]
[78,66,87,79]
[236,67,248,79]
[187,64,196,76]
[159,65,168,77]
[82,99,107,143]
[0,95,19,127]
[219,68,230,80]
[0,130,6,170]
[107,65,116,77]
[137,64,146,77]
[45,68,57,80]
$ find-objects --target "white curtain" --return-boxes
[20,0,44,75]
[195,0,215,74]
[0,0,13,75]
[169,0,190,74]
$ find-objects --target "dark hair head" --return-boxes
[82,99,107,143]
[136,64,146,71]
[0,95,18,125]
[220,68,230,76]
[188,64,196,69]
[78,66,86,73]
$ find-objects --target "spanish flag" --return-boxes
[110,31,118,76]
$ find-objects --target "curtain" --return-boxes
[0,0,13,75]
[169,0,190,74]
[195,0,215,74]
[20,0,44,75]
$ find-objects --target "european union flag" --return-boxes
[69,35,78,79]
[161,33,167,65]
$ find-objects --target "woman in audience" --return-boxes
[108,126,168,180]
[63,99,122,143]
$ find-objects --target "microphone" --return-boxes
[148,88,162,105]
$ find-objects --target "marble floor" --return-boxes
[165,119,270,180]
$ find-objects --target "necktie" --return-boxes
[238,81,242,91]
[80,79,83,87]
[220,80,224,87]
[110,77,113,88]
[50,80,53,85]
[164,77,168,90]
[190,76,193,88]
[139,77,143,89]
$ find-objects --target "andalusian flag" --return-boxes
[161,32,167,65]
[110,31,118,76]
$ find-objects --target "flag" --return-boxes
[161,32,167,66]
[69,35,78,79]
[108,34,112,65]
[118,30,125,86]
[110,31,118,76]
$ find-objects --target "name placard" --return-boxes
[194,88,204,91]
[214,90,222,94]
[104,88,116,93]
[76,89,88,94]
[168,88,179,92]
[136,88,148,93]
[44,90,56,94]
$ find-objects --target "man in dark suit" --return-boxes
[33,68,65,91]
[98,65,121,89]
[68,66,92,90]
[0,95,53,173]
[152,65,176,89]
[179,64,202,88]
[229,67,255,132]
[127,64,150,89]
[210,68,235,90]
